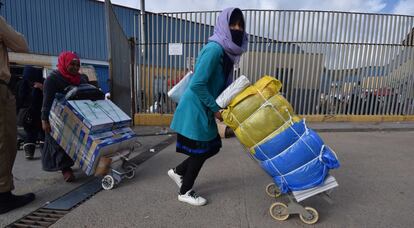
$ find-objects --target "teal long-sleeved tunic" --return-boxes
[170,42,226,141]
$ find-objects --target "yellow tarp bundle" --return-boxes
[222,76,301,148]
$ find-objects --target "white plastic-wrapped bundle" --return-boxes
[215,75,251,108]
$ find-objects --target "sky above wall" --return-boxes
[98,0,414,15]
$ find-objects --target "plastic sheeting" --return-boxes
[256,121,340,193]
[220,75,340,193]
[216,75,251,108]
[222,76,300,148]
[167,71,193,103]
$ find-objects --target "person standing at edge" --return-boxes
[168,7,248,206]
[0,2,36,214]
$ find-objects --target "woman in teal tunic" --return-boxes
[168,8,248,206]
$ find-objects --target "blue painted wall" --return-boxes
[2,0,137,61]
[93,64,110,93]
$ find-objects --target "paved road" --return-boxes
[2,124,414,227]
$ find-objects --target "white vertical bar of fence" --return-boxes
[382,14,392,114]
[304,12,318,115]
[373,15,385,115]
[322,12,332,114]
[183,12,188,106]
[384,16,397,115]
[394,16,404,115]
[242,10,249,77]
[258,11,264,78]
[339,13,348,115]
[298,11,308,114]
[285,11,293,103]
[287,11,297,105]
[296,11,304,114]
[378,14,388,115]
[358,15,369,114]
[248,11,255,80]
[368,15,379,115]
[380,15,392,115]
[197,12,201,71]
[305,11,314,115]
[252,10,260,82]
[350,13,361,114]
[190,13,195,76]
[333,13,343,114]
[355,13,365,115]
[344,12,353,115]
[334,13,344,115]
[269,11,276,79]
[343,13,353,115]
[313,12,322,115]
[353,14,363,115]
[388,14,400,115]
[278,11,285,95]
[315,12,326,115]
[342,14,351,114]
[363,46,373,115]
[330,13,340,114]
[292,11,300,112]
[391,16,403,114]
[387,15,398,114]
[257,10,263,82]
[264,11,271,77]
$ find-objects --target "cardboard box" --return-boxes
[95,100,131,128]
[67,100,114,133]
[49,99,137,176]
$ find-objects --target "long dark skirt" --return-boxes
[176,133,222,157]
[41,134,74,171]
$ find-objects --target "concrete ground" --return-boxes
[1,123,414,227]
[0,126,172,227]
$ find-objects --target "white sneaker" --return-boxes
[178,190,207,206]
[167,169,182,188]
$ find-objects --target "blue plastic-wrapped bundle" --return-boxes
[253,120,340,193]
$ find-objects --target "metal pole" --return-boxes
[137,0,146,113]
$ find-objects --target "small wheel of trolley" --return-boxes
[299,207,319,225]
[265,183,281,198]
[269,202,289,221]
[125,165,136,180]
[102,175,116,190]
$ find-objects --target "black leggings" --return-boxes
[175,148,219,194]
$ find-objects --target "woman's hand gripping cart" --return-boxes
[218,76,340,225]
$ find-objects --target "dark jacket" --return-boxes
[41,70,89,121]
[16,66,44,128]
[41,70,88,171]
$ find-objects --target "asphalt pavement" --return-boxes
[1,122,414,228]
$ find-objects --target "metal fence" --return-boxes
[135,10,414,116]
[105,0,135,117]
